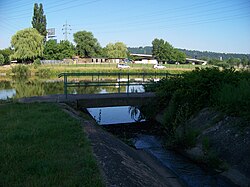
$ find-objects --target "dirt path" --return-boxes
[60,103,184,187]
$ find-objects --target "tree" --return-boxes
[241,56,250,66]
[0,54,4,65]
[43,40,59,60]
[11,28,44,62]
[152,38,186,63]
[32,3,47,41]
[57,40,75,59]
[152,38,174,63]
[44,40,75,60]
[73,31,101,57]
[227,58,241,66]
[104,42,128,58]
[0,48,13,64]
[172,48,186,63]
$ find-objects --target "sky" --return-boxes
[0,0,250,54]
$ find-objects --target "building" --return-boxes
[72,56,124,64]
[130,54,158,64]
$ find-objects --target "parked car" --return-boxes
[117,63,130,69]
[153,64,166,69]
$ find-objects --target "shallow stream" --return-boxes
[87,106,237,187]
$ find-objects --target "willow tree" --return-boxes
[104,42,128,58]
[11,28,44,62]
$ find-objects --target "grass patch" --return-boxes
[0,103,103,187]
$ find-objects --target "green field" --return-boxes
[0,103,104,187]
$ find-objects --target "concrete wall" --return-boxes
[134,59,158,64]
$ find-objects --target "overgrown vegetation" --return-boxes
[144,67,250,170]
[145,67,250,139]
[36,68,52,77]
[11,64,31,77]
[0,103,104,187]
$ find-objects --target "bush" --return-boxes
[36,68,52,78]
[147,67,250,133]
[33,58,41,69]
[213,79,250,120]
[11,65,30,77]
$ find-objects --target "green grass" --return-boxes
[0,103,104,187]
[1,63,209,76]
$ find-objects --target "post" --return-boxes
[127,73,130,93]
[64,74,68,99]
[118,72,121,93]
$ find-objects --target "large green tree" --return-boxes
[172,48,186,63]
[43,40,75,60]
[73,31,101,57]
[32,3,47,41]
[152,38,186,63]
[11,28,44,62]
[104,42,128,58]
[44,40,75,60]
[43,40,59,60]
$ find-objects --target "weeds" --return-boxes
[11,64,30,77]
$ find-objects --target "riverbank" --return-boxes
[0,63,206,76]
[0,102,104,186]
[143,67,250,186]
[181,108,250,187]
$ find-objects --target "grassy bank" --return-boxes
[144,67,250,145]
[142,67,250,172]
[0,103,103,187]
[0,63,211,77]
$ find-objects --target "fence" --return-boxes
[58,72,177,98]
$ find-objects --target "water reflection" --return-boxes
[0,76,147,100]
[87,106,145,125]
[128,106,145,122]
[0,89,16,100]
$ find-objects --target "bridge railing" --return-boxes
[58,72,177,98]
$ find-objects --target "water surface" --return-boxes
[87,106,145,125]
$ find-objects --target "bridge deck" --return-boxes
[19,92,156,108]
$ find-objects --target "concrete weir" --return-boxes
[76,92,156,108]
[19,92,156,108]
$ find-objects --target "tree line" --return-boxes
[2,3,248,67]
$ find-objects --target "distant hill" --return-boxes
[128,46,250,60]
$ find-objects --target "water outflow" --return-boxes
[134,135,237,187]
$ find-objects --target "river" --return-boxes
[0,76,144,100]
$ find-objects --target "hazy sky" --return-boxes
[0,0,250,53]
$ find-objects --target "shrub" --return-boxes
[36,68,52,78]
[11,64,30,77]
[33,58,41,69]
[147,67,250,133]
